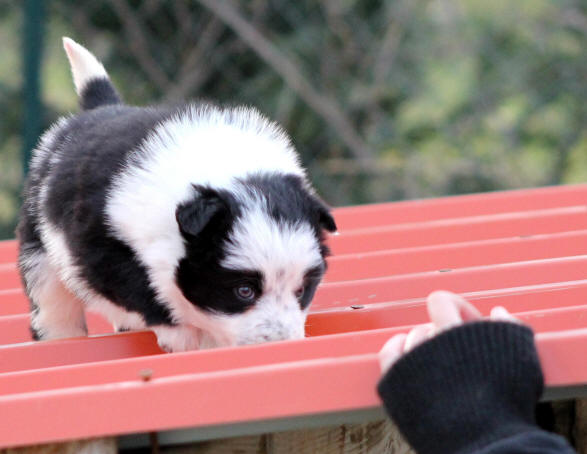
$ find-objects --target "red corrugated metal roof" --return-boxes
[1,184,587,448]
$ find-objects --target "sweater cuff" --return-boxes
[377,322,543,454]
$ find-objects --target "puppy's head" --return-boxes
[175,174,336,347]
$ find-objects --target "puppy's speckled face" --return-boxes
[175,176,335,347]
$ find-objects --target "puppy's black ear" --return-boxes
[318,206,337,232]
[311,196,337,233]
[176,188,228,238]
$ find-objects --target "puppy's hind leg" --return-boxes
[21,249,87,340]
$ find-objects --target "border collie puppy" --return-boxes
[17,38,336,352]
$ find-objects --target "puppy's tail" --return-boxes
[63,37,122,111]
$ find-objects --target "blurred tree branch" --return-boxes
[107,0,171,90]
[165,13,224,101]
[195,0,376,165]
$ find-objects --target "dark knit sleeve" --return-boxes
[377,321,576,454]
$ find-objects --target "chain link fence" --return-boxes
[1,0,586,238]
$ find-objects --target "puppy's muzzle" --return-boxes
[237,320,305,345]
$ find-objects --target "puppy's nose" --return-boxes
[239,321,304,345]
[260,330,299,342]
[259,324,290,342]
[269,321,305,341]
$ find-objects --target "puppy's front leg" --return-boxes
[151,324,202,352]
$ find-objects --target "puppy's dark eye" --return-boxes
[235,285,256,302]
[295,287,305,299]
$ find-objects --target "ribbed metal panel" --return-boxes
[1,184,586,448]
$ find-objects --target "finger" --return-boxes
[427,291,463,330]
[490,306,522,324]
[404,324,434,353]
[378,333,408,374]
[454,293,483,322]
[427,291,482,330]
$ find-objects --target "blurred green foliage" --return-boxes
[0,0,585,239]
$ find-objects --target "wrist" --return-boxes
[377,322,543,454]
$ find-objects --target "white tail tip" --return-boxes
[62,37,108,96]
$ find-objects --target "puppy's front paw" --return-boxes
[152,325,201,352]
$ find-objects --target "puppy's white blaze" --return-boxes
[62,36,108,95]
[222,203,322,278]
[106,107,308,326]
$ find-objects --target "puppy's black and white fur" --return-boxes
[17,38,336,351]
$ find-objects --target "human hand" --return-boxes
[378,291,520,374]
